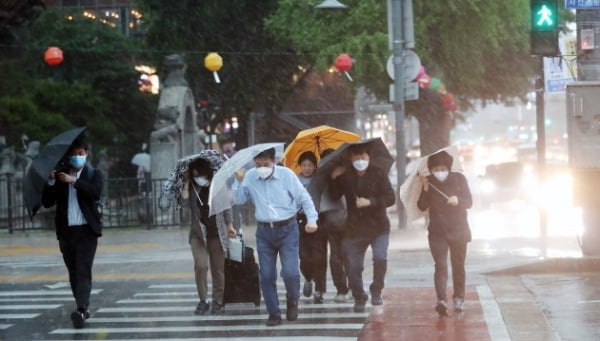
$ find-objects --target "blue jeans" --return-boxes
[255,221,300,315]
[343,232,390,301]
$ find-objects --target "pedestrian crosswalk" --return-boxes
[0,288,102,330]
[42,282,368,340]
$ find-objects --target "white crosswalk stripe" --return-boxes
[0,288,102,332]
[48,282,368,340]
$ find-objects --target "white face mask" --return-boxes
[433,170,449,182]
[256,166,273,179]
[352,159,369,172]
[193,176,210,187]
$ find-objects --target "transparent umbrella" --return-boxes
[399,145,462,223]
[209,142,284,216]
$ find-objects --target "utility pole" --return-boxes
[391,0,410,227]
[535,56,547,256]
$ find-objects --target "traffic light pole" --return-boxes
[535,56,548,256]
[391,0,407,228]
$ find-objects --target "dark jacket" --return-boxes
[330,165,395,236]
[41,165,103,240]
[417,172,472,242]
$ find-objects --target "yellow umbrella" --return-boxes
[283,125,360,174]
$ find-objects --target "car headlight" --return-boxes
[481,179,496,194]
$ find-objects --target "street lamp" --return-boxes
[315,0,347,10]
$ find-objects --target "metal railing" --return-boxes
[0,176,187,232]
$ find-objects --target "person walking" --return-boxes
[319,149,350,303]
[232,147,318,326]
[329,143,395,312]
[181,152,237,315]
[41,137,103,329]
[295,151,328,304]
[417,150,472,316]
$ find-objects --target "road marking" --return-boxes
[98,302,355,313]
[0,243,163,256]
[0,323,14,329]
[87,312,368,323]
[0,289,102,296]
[477,285,511,341]
[0,304,62,310]
[0,297,72,302]
[50,324,365,334]
[0,313,40,319]
[38,337,358,341]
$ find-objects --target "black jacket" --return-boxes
[41,165,103,239]
[417,172,472,242]
[330,165,395,236]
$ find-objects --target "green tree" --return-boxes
[267,0,539,153]
[134,0,305,147]
[0,9,156,175]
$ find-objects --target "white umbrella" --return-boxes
[131,153,151,172]
[399,145,462,223]
[209,142,284,216]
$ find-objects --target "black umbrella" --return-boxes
[23,126,87,217]
[307,137,395,209]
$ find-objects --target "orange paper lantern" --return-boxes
[44,47,63,66]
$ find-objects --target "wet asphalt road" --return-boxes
[1,210,600,340]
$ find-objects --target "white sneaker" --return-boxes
[334,293,348,303]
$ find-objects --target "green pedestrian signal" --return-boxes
[530,0,559,55]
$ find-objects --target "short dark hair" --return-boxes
[298,151,317,166]
[189,158,213,178]
[320,148,335,159]
[254,147,275,161]
[348,144,368,156]
[427,150,453,171]
[69,137,88,152]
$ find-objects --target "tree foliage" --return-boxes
[0,9,156,175]
[267,0,535,103]
[134,0,305,146]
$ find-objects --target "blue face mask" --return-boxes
[70,155,87,169]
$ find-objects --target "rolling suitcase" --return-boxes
[223,245,261,307]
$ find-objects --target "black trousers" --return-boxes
[58,225,98,310]
[297,214,328,292]
[326,228,348,295]
[428,234,467,301]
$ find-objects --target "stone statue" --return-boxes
[149,54,190,143]
[0,146,27,176]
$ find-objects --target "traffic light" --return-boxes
[530,0,559,56]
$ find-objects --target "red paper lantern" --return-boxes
[418,74,431,88]
[44,47,63,66]
[335,53,352,72]
[441,92,455,105]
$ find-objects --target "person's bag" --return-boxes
[227,236,245,263]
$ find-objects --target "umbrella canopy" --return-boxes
[161,150,226,209]
[283,125,360,174]
[23,126,87,217]
[307,137,394,210]
[399,145,462,223]
[131,153,150,172]
[209,142,284,216]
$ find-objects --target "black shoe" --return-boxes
[353,294,368,313]
[286,301,298,321]
[194,300,210,315]
[70,310,85,329]
[435,300,449,317]
[211,301,225,315]
[266,314,282,326]
[313,291,324,304]
[303,280,313,298]
[371,292,383,306]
